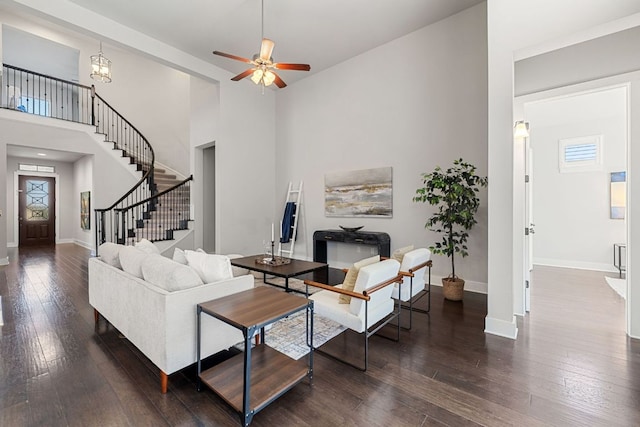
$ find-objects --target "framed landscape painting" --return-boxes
[325,167,392,217]
[80,191,90,230]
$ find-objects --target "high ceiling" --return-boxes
[67,0,484,84]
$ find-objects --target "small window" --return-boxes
[558,135,603,173]
[19,163,55,173]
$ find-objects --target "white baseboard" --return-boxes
[7,242,17,248]
[57,238,75,244]
[484,316,518,339]
[0,257,8,266]
[534,258,618,273]
[73,239,93,250]
[429,273,488,294]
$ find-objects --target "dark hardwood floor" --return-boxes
[1,244,639,426]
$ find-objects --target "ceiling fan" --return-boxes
[213,0,310,89]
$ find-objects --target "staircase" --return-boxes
[1,63,193,253]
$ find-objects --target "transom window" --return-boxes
[558,135,603,173]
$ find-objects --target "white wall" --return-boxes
[527,88,626,271]
[73,155,93,248]
[1,11,191,175]
[275,4,488,288]
[1,2,278,260]
[488,0,640,339]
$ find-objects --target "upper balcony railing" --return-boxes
[0,64,188,253]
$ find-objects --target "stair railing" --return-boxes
[1,64,182,253]
[114,176,193,245]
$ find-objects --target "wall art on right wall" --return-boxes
[610,171,626,220]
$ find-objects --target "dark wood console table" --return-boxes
[313,229,391,263]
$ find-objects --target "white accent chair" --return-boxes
[391,248,432,329]
[304,258,402,371]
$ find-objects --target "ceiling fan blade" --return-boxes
[273,63,311,71]
[231,69,255,81]
[213,51,252,63]
[272,72,287,88]
[260,38,275,61]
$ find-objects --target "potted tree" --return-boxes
[413,158,488,301]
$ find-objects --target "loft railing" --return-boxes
[1,63,93,123]
[1,64,189,253]
[110,176,193,245]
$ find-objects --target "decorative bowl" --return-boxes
[339,225,363,232]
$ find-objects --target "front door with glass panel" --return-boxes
[19,176,56,246]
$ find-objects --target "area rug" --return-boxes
[265,310,346,360]
[251,275,346,360]
[605,276,626,299]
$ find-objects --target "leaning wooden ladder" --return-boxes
[278,181,303,258]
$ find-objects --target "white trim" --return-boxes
[484,316,518,339]
[13,170,60,245]
[0,296,3,326]
[57,238,75,244]
[429,274,487,294]
[0,257,8,266]
[7,242,18,248]
[73,239,93,251]
[534,258,618,273]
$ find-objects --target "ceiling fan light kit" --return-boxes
[213,1,310,90]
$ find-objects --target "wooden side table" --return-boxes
[196,287,313,426]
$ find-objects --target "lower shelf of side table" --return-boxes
[199,344,309,414]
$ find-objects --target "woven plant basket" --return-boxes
[442,277,465,301]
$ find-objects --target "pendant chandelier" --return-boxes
[90,42,112,83]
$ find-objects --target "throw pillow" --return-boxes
[338,255,380,304]
[119,246,148,279]
[135,238,160,254]
[226,253,250,277]
[99,242,124,269]
[184,250,233,283]
[392,245,414,264]
[172,248,188,265]
[141,254,203,292]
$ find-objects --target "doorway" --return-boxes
[18,175,56,246]
[202,145,216,253]
[521,85,628,325]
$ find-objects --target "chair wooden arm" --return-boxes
[341,268,349,273]
[304,280,370,301]
[407,260,432,275]
[362,274,403,297]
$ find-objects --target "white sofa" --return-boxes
[88,243,254,393]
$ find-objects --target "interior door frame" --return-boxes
[13,170,61,247]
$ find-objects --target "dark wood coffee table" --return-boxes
[230,255,328,294]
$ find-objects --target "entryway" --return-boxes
[18,175,56,246]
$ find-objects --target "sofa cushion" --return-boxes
[184,250,233,283]
[135,238,160,254]
[227,254,250,277]
[172,248,188,265]
[119,246,148,278]
[99,242,124,269]
[141,254,204,291]
[338,255,380,304]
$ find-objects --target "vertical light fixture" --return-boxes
[90,42,112,83]
[514,120,530,138]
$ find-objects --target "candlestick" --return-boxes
[271,223,274,242]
